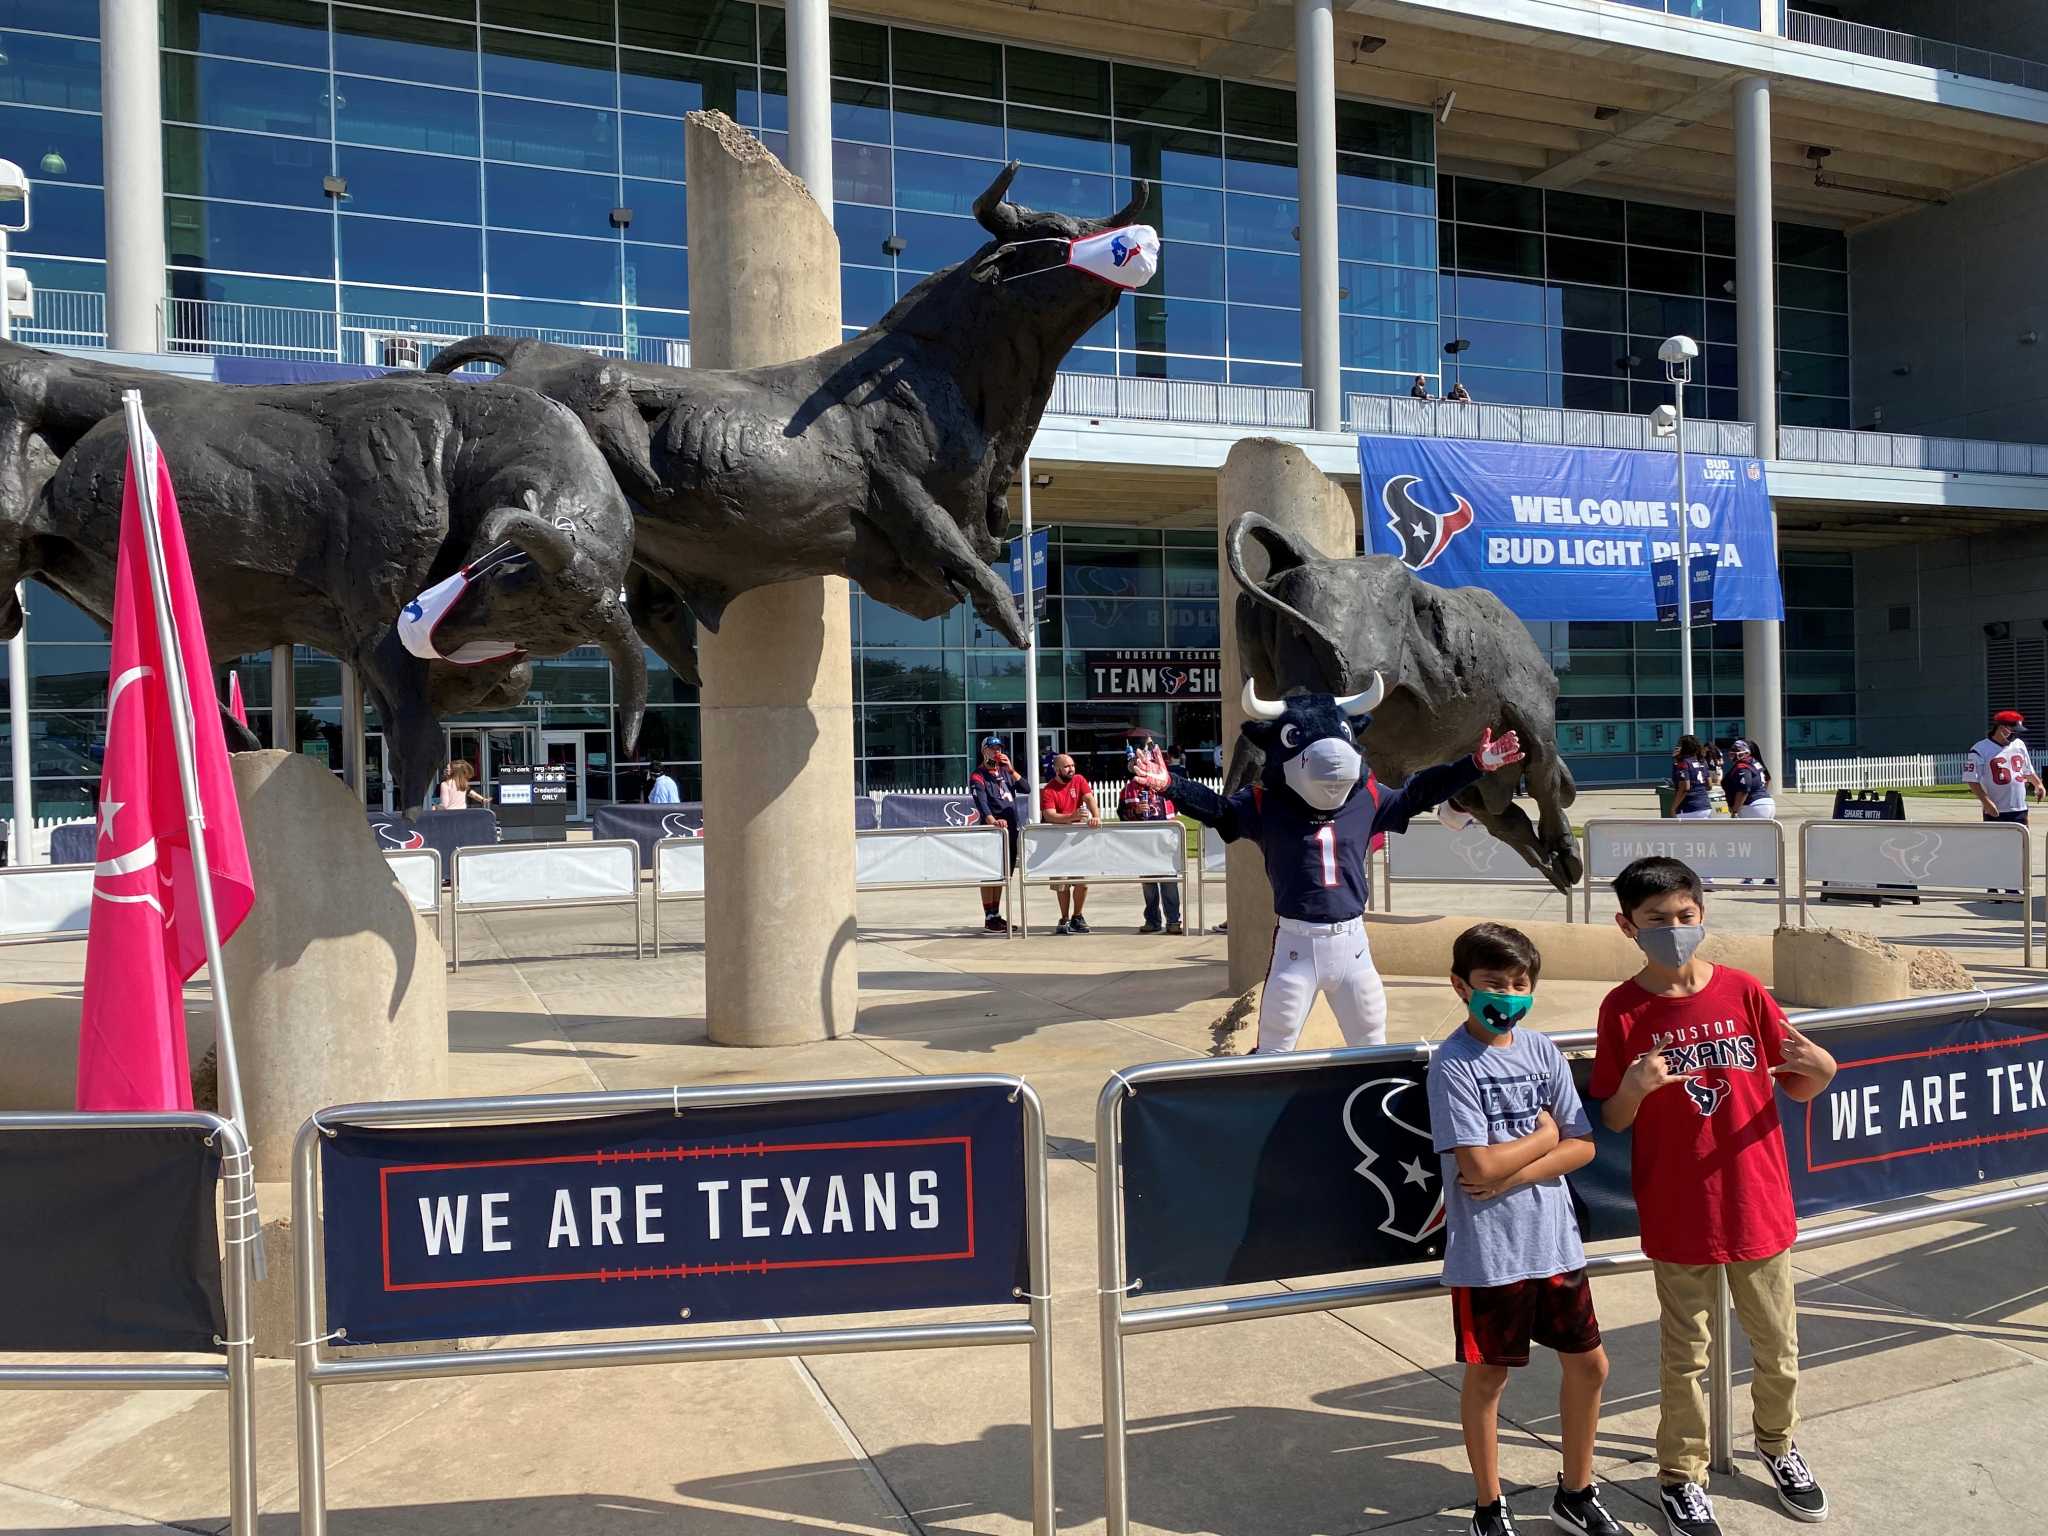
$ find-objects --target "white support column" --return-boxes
[785,0,834,225]
[100,0,167,351]
[339,663,366,804]
[270,643,295,753]
[1295,0,1341,433]
[1734,75,1784,777]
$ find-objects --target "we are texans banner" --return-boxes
[1359,436,1784,622]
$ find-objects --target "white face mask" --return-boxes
[1283,736,1361,812]
[1005,226,1162,290]
[397,543,526,665]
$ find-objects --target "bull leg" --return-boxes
[1520,743,1582,888]
[358,634,446,817]
[871,470,1027,648]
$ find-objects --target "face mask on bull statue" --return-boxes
[1238,674,1386,814]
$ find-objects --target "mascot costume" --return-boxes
[1140,672,1523,1053]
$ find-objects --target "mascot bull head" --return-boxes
[1239,673,1385,813]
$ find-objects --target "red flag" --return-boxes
[77,407,256,1111]
[227,669,247,728]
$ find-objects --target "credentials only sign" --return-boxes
[322,1088,1028,1343]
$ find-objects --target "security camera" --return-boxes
[1435,91,1457,124]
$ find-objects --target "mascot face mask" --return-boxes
[1241,673,1386,813]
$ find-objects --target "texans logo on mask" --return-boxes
[1685,1074,1732,1117]
[1381,474,1475,572]
[1342,1076,1445,1245]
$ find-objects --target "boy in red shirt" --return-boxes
[1590,857,1837,1536]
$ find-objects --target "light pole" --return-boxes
[0,159,31,863]
[1654,333,1701,741]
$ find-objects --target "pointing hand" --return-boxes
[1473,727,1525,773]
[1626,1048,1697,1097]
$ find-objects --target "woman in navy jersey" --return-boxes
[1670,735,1713,820]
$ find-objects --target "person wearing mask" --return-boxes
[1040,752,1099,934]
[1964,709,2044,824]
[968,736,1027,932]
[1669,736,1712,820]
[1724,739,1775,821]
[646,763,681,804]
[1119,741,1184,935]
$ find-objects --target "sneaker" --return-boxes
[1758,1444,1828,1522]
[1659,1482,1721,1536]
[1137,921,1163,934]
[1470,1499,1521,1536]
[1550,1475,1623,1536]
[1054,919,1071,935]
[1165,921,1185,935]
[983,912,1006,932]
[1069,914,1091,934]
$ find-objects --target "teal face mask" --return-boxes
[1468,990,1534,1034]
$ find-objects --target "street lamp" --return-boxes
[1654,333,1700,739]
[0,160,29,864]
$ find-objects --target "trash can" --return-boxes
[1656,783,1676,818]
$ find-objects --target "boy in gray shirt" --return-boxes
[1427,923,1618,1536]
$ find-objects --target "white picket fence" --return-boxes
[1794,753,1969,793]
[911,774,1226,803]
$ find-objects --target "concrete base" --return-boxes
[1774,924,1911,1007]
[1364,912,1776,986]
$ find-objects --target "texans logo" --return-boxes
[1342,1077,1445,1245]
[1381,474,1475,572]
[1685,1075,1731,1117]
[1879,831,1942,882]
[1110,233,1139,268]
[942,798,977,827]
[659,812,702,839]
[1160,666,1189,696]
[1451,833,1502,874]
[373,822,426,851]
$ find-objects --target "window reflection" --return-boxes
[484,95,617,173]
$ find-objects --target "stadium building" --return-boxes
[8,0,2048,817]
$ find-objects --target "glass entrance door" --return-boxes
[443,724,537,805]
[541,730,587,820]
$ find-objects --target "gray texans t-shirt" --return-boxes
[1426,1025,1590,1289]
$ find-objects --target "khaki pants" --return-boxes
[1652,1251,1800,1487]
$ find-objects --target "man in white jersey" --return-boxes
[1964,709,2045,824]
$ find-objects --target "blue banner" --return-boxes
[322,1087,1028,1343]
[1360,437,1783,621]
[1652,554,1716,628]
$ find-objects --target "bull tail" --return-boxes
[1224,511,1353,692]
[424,335,535,376]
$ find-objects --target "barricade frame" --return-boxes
[0,1110,257,1536]
[1094,982,2048,1536]
[1016,822,1189,937]
[855,824,1015,939]
[1798,818,2032,965]
[1581,816,1787,926]
[1375,830,1577,921]
[382,846,444,941]
[0,860,95,947]
[1194,823,1226,934]
[448,837,644,970]
[650,833,706,957]
[292,1074,1057,1536]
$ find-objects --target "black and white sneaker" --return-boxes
[983,912,1006,933]
[1659,1481,1721,1536]
[1069,913,1091,933]
[1758,1444,1828,1522]
[1054,918,1071,935]
[1470,1499,1522,1536]
[1550,1475,1623,1536]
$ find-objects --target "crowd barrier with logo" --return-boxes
[383,847,443,940]
[0,861,94,944]
[650,834,706,956]
[1581,816,1786,925]
[1194,825,1228,933]
[448,839,643,969]
[0,1111,257,1536]
[292,1075,1056,1536]
[1799,819,2032,965]
[1377,816,1576,918]
[47,820,96,865]
[367,807,499,861]
[1093,982,2048,1534]
[1016,823,1187,936]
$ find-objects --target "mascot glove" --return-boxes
[1473,727,1524,773]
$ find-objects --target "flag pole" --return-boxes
[120,390,248,1138]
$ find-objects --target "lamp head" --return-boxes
[1649,403,1679,438]
[1657,334,1699,366]
[0,160,27,203]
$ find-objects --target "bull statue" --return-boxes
[0,342,646,812]
[429,152,1152,679]
[1225,511,1582,892]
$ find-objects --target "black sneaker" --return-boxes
[1470,1499,1521,1536]
[983,912,1006,933]
[1165,921,1185,935]
[1551,1475,1623,1536]
[1758,1445,1828,1522]
[1137,921,1163,934]
[1659,1481,1721,1536]
[1069,914,1091,933]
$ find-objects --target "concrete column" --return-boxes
[784,0,834,223]
[269,643,294,752]
[339,661,367,803]
[1733,75,1785,777]
[1217,438,1354,994]
[100,0,166,351]
[686,112,855,1045]
[1294,0,1342,433]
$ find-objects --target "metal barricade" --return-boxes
[448,838,644,969]
[1378,817,1575,919]
[0,861,94,946]
[292,1076,1057,1536]
[1094,984,2048,1535]
[1194,824,1228,933]
[856,824,1014,938]
[1581,816,1787,925]
[1016,822,1188,937]
[383,846,443,940]
[0,1111,257,1536]
[1799,819,2032,965]
[650,833,705,956]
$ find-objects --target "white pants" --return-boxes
[1736,798,1776,819]
[1257,915,1387,1053]
[1675,808,1714,820]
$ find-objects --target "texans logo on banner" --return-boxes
[1342,1078,1444,1243]
[661,812,701,840]
[1881,830,1943,882]
[374,821,427,851]
[1382,474,1474,572]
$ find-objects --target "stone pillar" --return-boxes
[270,643,295,752]
[1294,0,1342,432]
[686,112,857,1045]
[1217,439,1354,993]
[784,0,834,222]
[1734,76,1785,777]
[100,0,166,351]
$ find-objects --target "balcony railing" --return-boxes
[1044,371,1314,430]
[1347,393,1759,456]
[1786,8,2048,94]
[1778,424,2048,477]
[13,287,107,351]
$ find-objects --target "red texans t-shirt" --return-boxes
[1590,964,1796,1265]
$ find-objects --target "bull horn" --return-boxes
[1097,179,1150,230]
[1241,677,1286,721]
[1336,672,1385,716]
[973,161,1024,239]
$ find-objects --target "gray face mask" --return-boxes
[1633,923,1705,969]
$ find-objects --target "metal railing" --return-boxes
[1787,8,2048,94]
[1778,423,2048,477]
[1348,393,1759,455]
[16,287,107,349]
[1046,372,1314,429]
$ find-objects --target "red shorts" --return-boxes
[1451,1269,1601,1368]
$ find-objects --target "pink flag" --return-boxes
[226,669,247,728]
[77,408,256,1111]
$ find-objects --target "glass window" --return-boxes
[483,0,613,38]
[618,51,747,120]
[1158,241,1224,301]
[1547,236,1624,287]
[1457,224,1543,279]
[163,0,328,69]
[841,265,893,327]
[1007,47,1109,116]
[341,214,481,289]
[1223,135,1295,199]
[834,202,891,262]
[1337,207,1433,268]
[862,650,962,701]
[618,0,754,62]
[1777,222,1846,270]
[1455,177,1541,230]
[893,89,1004,157]
[1231,304,1302,364]
[1337,155,1433,215]
[621,113,684,181]
[1115,124,1221,189]
[893,30,1001,97]
[825,139,888,207]
[1224,191,1297,252]
[1120,295,1226,358]
[1064,600,1163,649]
[337,77,481,157]
[1007,166,1113,220]
[1008,106,1113,175]
[0,0,100,34]
[860,703,967,761]
[1143,182,1223,243]
[487,229,621,302]
[1168,600,1219,649]
[1545,189,1623,242]
[893,151,1003,217]
[1336,99,1429,162]
[1459,317,1548,373]
[1222,82,1292,146]
[827,80,889,145]
[334,9,478,90]
[858,594,957,647]
[1558,284,1626,331]
[1628,245,1702,296]
[630,305,688,340]
[482,30,616,108]
[342,284,484,324]
[484,95,616,173]
[1779,265,1847,312]
[1779,351,1849,396]
[1063,542,1161,598]
[1454,366,1549,406]
[1226,247,1296,307]
[162,54,326,137]
[1704,298,1736,345]
[486,162,620,235]
[1560,374,1628,412]
[1451,271,1545,325]
[1778,306,1846,354]
[485,293,619,333]
[1343,316,1436,373]
[167,195,332,277]
[0,105,103,187]
[1114,65,1219,130]
[1341,262,1435,321]
[622,241,684,309]
[1627,200,1701,250]
[1559,329,1626,376]
[0,34,100,112]
[163,125,326,207]
[1628,291,1703,336]
[1703,344,1736,390]
[889,210,985,270]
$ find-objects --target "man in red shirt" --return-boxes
[1039,753,1098,934]
[1590,857,1837,1536]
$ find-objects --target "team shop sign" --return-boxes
[320,1092,1028,1343]
[1360,436,1784,622]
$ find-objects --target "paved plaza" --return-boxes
[1,787,2043,1533]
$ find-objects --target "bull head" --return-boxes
[1238,688,1381,813]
